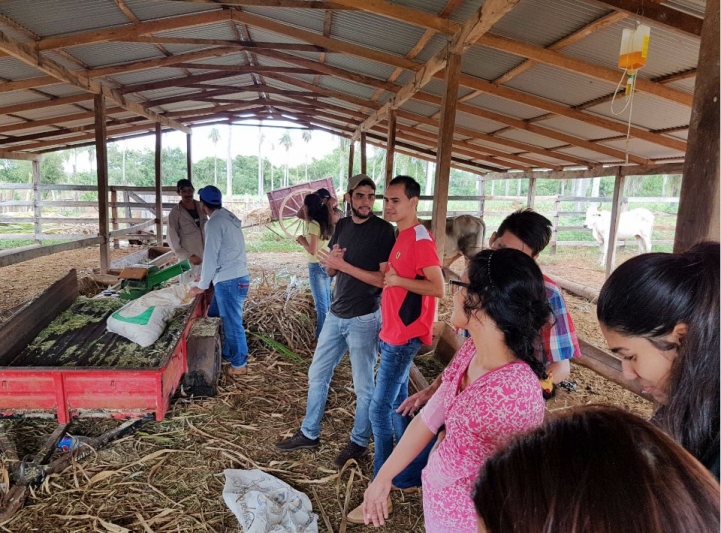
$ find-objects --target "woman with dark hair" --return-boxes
[597,241,719,478]
[474,406,720,533]
[361,248,550,532]
[296,193,335,338]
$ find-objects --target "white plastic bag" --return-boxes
[106,285,190,347]
[223,469,318,533]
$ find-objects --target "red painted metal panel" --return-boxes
[0,292,210,422]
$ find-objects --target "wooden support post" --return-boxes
[605,168,625,278]
[111,189,119,249]
[124,190,131,221]
[674,0,720,251]
[385,109,397,190]
[31,160,41,245]
[527,177,537,208]
[360,131,367,175]
[186,132,192,181]
[95,94,110,273]
[347,141,355,180]
[432,51,462,261]
[155,123,163,246]
[552,195,560,255]
[478,175,485,218]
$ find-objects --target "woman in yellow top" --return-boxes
[296,193,335,339]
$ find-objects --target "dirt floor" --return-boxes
[0,245,653,532]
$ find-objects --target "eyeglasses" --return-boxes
[449,279,470,294]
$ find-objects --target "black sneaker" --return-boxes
[275,429,320,451]
[333,440,368,469]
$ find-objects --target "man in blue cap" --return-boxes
[188,186,250,377]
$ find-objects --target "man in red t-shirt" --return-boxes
[348,175,444,523]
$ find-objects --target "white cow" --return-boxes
[583,205,654,266]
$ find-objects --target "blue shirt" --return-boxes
[198,208,249,290]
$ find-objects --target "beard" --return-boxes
[351,205,371,219]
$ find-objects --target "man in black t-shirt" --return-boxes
[276,174,396,470]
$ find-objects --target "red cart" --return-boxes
[266,177,337,237]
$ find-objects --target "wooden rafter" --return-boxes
[0,31,190,134]
[593,0,703,36]
[330,0,459,34]
[351,0,522,140]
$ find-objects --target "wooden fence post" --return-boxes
[527,177,537,208]
[95,94,110,273]
[31,160,41,245]
[155,123,163,246]
[478,175,485,218]
[605,168,626,278]
[360,132,367,175]
[552,194,560,255]
[111,188,119,249]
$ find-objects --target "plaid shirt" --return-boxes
[540,275,581,363]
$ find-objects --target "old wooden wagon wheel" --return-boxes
[278,187,314,238]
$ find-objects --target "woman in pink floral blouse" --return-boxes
[361,248,550,532]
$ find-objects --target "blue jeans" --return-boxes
[301,310,381,447]
[208,276,250,369]
[308,262,331,339]
[370,338,422,480]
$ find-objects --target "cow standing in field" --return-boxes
[583,205,654,266]
[421,214,486,268]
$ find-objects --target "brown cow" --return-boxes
[420,215,486,268]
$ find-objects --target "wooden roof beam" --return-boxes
[0,149,41,161]
[34,10,228,52]
[229,10,420,72]
[0,94,92,117]
[476,33,693,106]
[116,36,326,52]
[0,31,190,134]
[161,0,356,9]
[351,0,522,140]
[593,0,702,36]
[329,0,460,34]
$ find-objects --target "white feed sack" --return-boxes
[106,284,192,347]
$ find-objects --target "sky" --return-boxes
[115,120,342,168]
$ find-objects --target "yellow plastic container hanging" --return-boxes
[618,25,650,96]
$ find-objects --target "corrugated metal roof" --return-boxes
[462,92,546,120]
[13,104,91,121]
[666,77,696,93]
[602,137,685,160]
[491,0,608,47]
[399,99,440,118]
[0,0,128,38]
[461,44,530,82]
[0,92,52,108]
[0,57,45,81]
[413,33,449,63]
[561,17,700,82]
[157,21,239,41]
[331,11,427,57]
[32,84,87,97]
[505,62,618,107]
[324,54,398,83]
[453,111,507,133]
[553,144,619,163]
[123,0,218,21]
[420,78,473,99]
[242,6,327,34]
[0,21,30,42]
[536,115,620,140]
[587,92,691,131]
[318,77,378,100]
[64,42,164,69]
[108,68,188,86]
[497,128,568,149]
[447,0,488,24]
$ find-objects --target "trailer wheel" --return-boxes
[183,318,222,397]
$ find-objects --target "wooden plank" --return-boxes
[575,339,651,400]
[360,132,367,175]
[330,0,459,34]
[0,270,77,364]
[31,161,40,245]
[594,0,702,36]
[347,142,355,183]
[432,52,462,262]
[674,0,720,250]
[0,150,40,162]
[109,219,155,237]
[0,237,103,268]
[526,176,537,208]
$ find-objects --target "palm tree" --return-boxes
[257,127,265,197]
[302,129,312,181]
[208,127,221,186]
[279,131,292,187]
